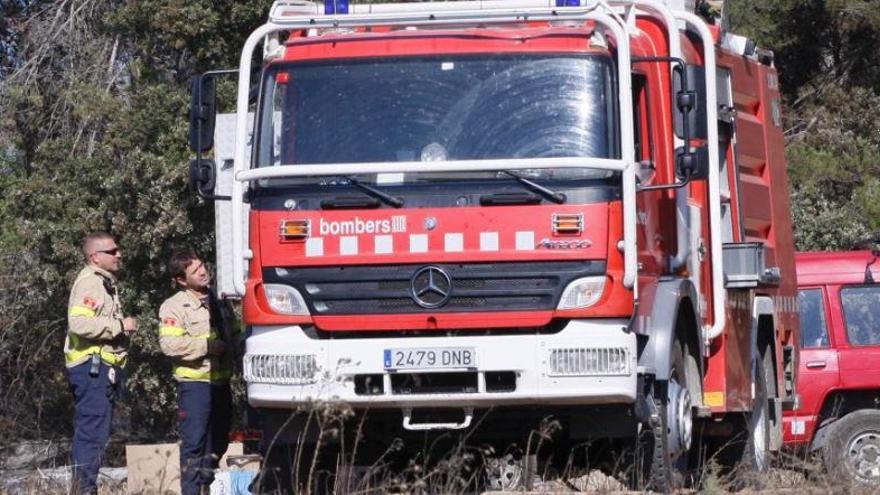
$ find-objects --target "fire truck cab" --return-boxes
[188,0,799,490]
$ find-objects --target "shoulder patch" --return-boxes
[162,317,178,326]
[83,296,99,310]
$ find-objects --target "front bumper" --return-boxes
[245,318,637,409]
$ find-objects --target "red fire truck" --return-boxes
[188,0,799,490]
[786,250,880,487]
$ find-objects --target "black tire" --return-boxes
[743,346,772,472]
[636,338,700,493]
[670,340,703,487]
[821,409,880,487]
[483,452,537,491]
[638,391,674,493]
[719,344,772,487]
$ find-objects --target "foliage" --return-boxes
[0,0,271,443]
[728,0,880,250]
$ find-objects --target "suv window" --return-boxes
[798,289,830,348]
[840,285,880,345]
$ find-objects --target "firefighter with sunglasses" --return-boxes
[65,231,139,494]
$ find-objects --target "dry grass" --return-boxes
[2,407,877,494]
[2,457,875,494]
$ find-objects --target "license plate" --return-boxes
[383,347,476,370]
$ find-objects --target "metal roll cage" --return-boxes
[227,0,725,340]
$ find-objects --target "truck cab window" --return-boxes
[840,285,880,346]
[256,56,616,172]
[631,73,653,164]
[797,289,829,348]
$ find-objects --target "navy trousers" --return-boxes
[178,381,232,495]
[68,361,116,494]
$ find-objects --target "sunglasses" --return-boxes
[95,248,121,256]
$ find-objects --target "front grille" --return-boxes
[548,347,631,376]
[263,260,605,315]
[244,354,318,384]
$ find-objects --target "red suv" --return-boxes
[785,250,880,486]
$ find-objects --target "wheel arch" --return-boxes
[811,389,880,451]
[636,278,704,403]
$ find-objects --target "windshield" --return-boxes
[255,54,617,183]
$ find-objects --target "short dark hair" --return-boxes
[168,251,200,281]
[82,231,115,259]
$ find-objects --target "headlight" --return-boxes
[557,276,606,310]
[263,284,310,315]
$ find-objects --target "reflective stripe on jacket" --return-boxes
[65,266,128,368]
[158,289,236,383]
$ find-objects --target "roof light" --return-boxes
[324,0,349,14]
[556,0,581,6]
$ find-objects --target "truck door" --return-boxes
[787,287,839,444]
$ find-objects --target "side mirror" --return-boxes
[854,233,880,283]
[866,254,878,284]
[675,145,709,181]
[189,75,217,153]
[188,158,217,195]
[672,64,707,141]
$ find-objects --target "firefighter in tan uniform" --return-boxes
[158,251,237,495]
[66,231,138,494]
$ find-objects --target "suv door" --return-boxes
[836,284,880,389]
[785,287,839,446]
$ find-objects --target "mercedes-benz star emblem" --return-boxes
[410,265,452,309]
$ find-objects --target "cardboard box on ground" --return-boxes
[126,442,260,494]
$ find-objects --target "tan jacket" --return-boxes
[158,289,236,383]
[65,266,128,368]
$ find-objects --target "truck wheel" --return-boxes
[635,338,700,492]
[642,393,674,492]
[669,340,701,486]
[719,344,771,485]
[484,452,536,491]
[748,346,773,472]
[821,409,880,487]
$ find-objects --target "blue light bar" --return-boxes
[324,0,349,14]
[555,0,581,6]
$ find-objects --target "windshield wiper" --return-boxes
[335,176,404,208]
[502,171,566,204]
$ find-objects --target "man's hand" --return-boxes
[208,340,227,357]
[122,317,139,334]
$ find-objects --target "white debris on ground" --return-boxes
[0,466,126,494]
[527,469,628,493]
[1,441,63,471]
[569,469,628,492]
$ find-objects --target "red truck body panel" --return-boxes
[700,49,798,413]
